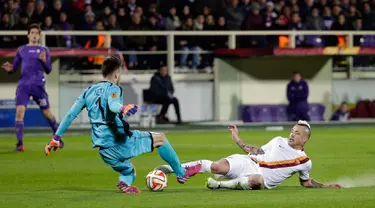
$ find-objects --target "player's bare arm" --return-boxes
[228,124,265,155]
[300,178,342,188]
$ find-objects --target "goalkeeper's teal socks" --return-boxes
[157,139,185,177]
[119,172,136,185]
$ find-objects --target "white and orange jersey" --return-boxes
[249,136,312,189]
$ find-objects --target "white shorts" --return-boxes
[216,154,262,180]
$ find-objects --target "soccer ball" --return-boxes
[146,170,167,191]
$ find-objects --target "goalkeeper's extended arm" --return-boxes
[45,93,86,156]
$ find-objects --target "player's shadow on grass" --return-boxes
[48,187,115,193]
[0,147,20,155]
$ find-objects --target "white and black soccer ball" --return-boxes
[146,170,167,191]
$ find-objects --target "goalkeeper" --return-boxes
[44,56,201,194]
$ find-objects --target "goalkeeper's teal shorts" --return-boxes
[98,130,153,173]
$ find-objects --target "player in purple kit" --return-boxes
[1,24,60,152]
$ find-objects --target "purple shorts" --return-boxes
[16,84,50,109]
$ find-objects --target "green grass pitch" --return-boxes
[1,128,375,208]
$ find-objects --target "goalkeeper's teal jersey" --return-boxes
[55,81,130,148]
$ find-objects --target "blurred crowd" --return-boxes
[1,0,375,69]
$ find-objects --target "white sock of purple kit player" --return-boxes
[182,160,213,173]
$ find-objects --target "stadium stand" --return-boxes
[1,0,375,70]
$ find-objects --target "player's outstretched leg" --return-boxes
[206,175,264,190]
[156,159,229,180]
[151,132,201,184]
[14,106,26,152]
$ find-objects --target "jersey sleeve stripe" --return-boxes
[254,156,310,169]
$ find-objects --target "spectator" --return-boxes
[57,12,72,48]
[14,12,29,31]
[202,6,212,18]
[225,0,245,30]
[305,7,324,30]
[332,5,343,21]
[215,16,228,48]
[243,3,265,47]
[180,5,191,23]
[77,12,96,47]
[288,0,298,7]
[330,102,350,121]
[292,4,300,14]
[32,0,48,24]
[317,0,328,11]
[244,3,263,30]
[202,15,216,68]
[147,15,165,69]
[42,16,58,47]
[274,0,285,13]
[126,13,148,69]
[348,5,361,27]
[289,12,305,46]
[100,6,112,27]
[149,65,182,124]
[127,0,137,15]
[14,13,30,45]
[164,6,181,30]
[24,2,35,21]
[117,7,130,29]
[276,6,291,30]
[110,0,123,13]
[240,0,251,12]
[92,0,107,17]
[264,2,278,30]
[0,13,15,48]
[323,6,334,30]
[134,6,147,22]
[205,15,215,30]
[107,13,125,50]
[50,0,63,24]
[5,0,19,28]
[342,0,350,11]
[300,0,314,20]
[362,2,375,30]
[147,4,163,27]
[331,14,351,31]
[287,72,310,121]
[85,20,107,68]
[178,17,201,69]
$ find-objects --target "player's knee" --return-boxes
[210,162,220,173]
[210,159,230,175]
[210,162,226,174]
[15,106,26,120]
[248,175,264,190]
[41,109,53,119]
[151,132,166,147]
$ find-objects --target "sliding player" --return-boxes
[44,56,201,194]
[157,121,342,190]
[1,24,59,152]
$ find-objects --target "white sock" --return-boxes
[218,177,251,190]
[182,160,213,173]
[200,160,213,173]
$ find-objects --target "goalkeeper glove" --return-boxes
[45,135,65,156]
[120,104,138,116]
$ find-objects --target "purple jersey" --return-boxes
[12,44,52,85]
